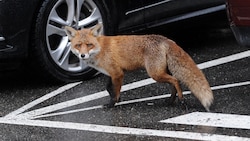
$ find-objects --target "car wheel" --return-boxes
[31,0,110,82]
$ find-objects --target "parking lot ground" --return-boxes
[0,27,250,141]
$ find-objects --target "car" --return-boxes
[0,0,226,82]
[226,0,250,47]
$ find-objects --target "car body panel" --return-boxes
[0,0,41,61]
[144,0,225,23]
[115,0,145,32]
[117,0,226,32]
[227,0,250,26]
[227,0,250,47]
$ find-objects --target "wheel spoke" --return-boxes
[51,37,68,61]
[49,10,68,26]
[59,42,71,69]
[75,0,85,28]
[65,0,75,25]
[78,8,101,27]
[47,24,66,36]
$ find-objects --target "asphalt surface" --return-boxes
[0,25,250,141]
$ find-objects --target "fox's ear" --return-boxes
[64,26,77,40]
[91,24,102,37]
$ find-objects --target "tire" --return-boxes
[31,0,112,82]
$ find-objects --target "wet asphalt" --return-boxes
[0,23,250,141]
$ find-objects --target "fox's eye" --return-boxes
[75,44,81,49]
[86,43,94,48]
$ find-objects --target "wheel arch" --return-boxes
[93,0,118,35]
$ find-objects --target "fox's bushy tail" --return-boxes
[181,69,213,111]
[167,43,213,111]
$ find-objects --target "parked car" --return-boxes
[0,0,226,82]
[226,0,250,47]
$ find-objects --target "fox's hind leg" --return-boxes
[167,84,177,104]
[151,73,187,110]
[150,73,184,102]
[145,60,185,107]
[166,69,177,104]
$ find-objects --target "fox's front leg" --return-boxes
[105,77,116,108]
[105,73,124,108]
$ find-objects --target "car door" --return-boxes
[143,0,225,28]
[116,0,145,33]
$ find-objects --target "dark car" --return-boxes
[0,0,225,82]
[226,0,250,47]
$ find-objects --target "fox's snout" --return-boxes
[80,54,85,58]
[71,46,99,60]
[80,53,90,59]
[70,47,90,60]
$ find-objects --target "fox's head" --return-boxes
[64,24,102,60]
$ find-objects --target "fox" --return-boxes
[64,24,214,111]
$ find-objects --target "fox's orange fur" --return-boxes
[65,25,213,111]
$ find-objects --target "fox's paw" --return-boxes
[103,100,116,108]
[103,103,115,108]
[117,97,121,102]
[165,95,177,105]
[103,97,121,109]
[103,97,121,108]
[178,99,188,111]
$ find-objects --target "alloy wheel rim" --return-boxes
[46,0,103,72]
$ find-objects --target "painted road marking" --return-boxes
[5,50,250,120]
[160,112,250,130]
[4,82,82,119]
[30,81,250,119]
[0,118,249,141]
[197,50,250,69]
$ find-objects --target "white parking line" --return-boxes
[160,112,250,130]
[4,82,82,119]
[0,118,249,141]
[197,50,250,69]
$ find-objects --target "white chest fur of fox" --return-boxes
[65,24,214,111]
[86,59,110,76]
